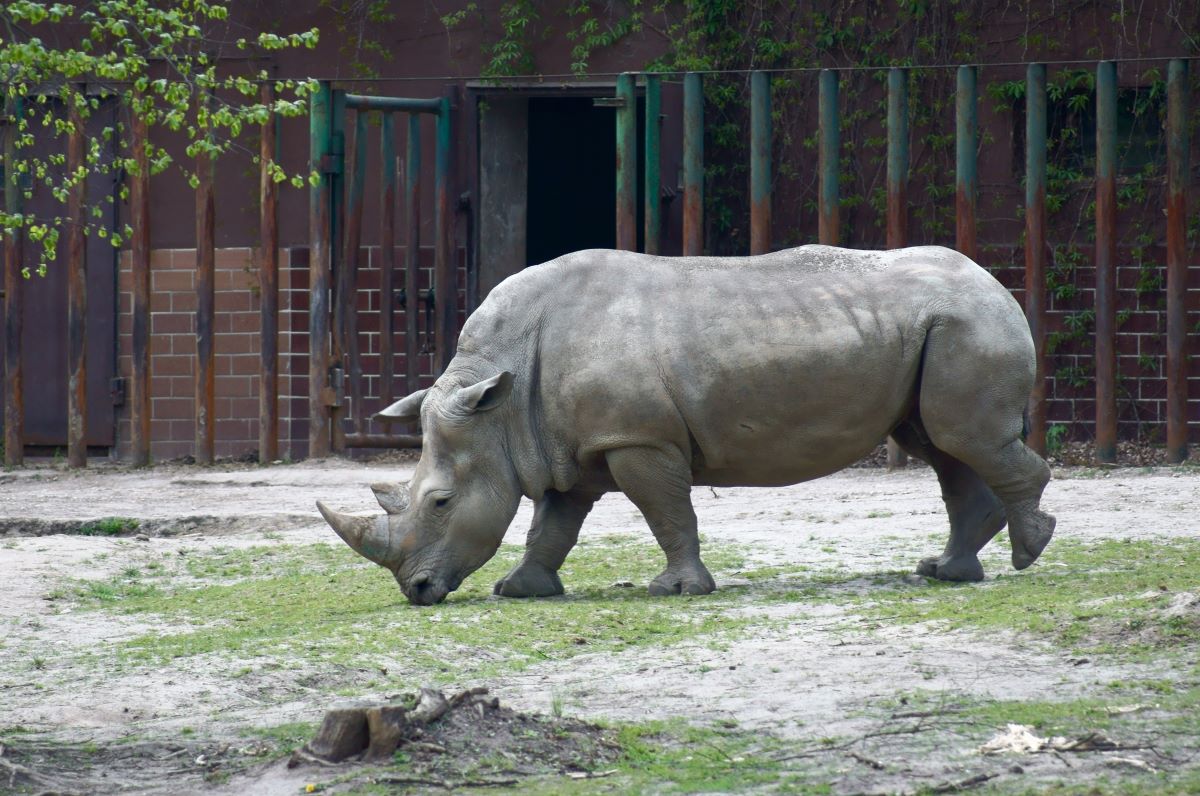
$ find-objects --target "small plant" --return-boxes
[1045,423,1069,455]
[76,517,140,536]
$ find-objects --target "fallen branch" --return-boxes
[849,751,886,770]
[375,774,520,789]
[929,772,997,793]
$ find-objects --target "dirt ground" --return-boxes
[1,456,1198,794]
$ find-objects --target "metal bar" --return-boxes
[644,73,662,255]
[258,83,279,464]
[615,73,636,251]
[1166,58,1190,464]
[343,95,442,114]
[340,109,368,437]
[818,69,839,246]
[129,96,151,466]
[194,94,216,466]
[404,113,422,397]
[433,90,456,375]
[1094,60,1117,464]
[329,89,348,454]
[955,65,978,261]
[343,432,422,449]
[380,112,397,414]
[3,95,23,467]
[308,80,333,458]
[750,70,772,255]
[886,68,909,251]
[1024,63,1048,456]
[66,93,87,468]
[885,68,909,469]
[682,72,704,256]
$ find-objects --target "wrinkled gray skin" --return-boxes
[318,245,1056,606]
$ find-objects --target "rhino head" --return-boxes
[317,371,522,605]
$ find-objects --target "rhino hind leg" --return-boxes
[892,421,1006,582]
[494,489,600,598]
[606,446,716,597]
[915,316,1056,572]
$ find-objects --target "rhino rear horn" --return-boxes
[316,501,401,567]
[370,482,410,515]
[376,388,428,424]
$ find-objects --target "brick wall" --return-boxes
[115,246,463,462]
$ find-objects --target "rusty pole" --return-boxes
[1166,58,1190,464]
[338,110,368,437]
[329,90,348,453]
[404,113,422,397]
[129,98,152,466]
[258,83,279,464]
[615,73,636,252]
[308,81,333,458]
[3,95,24,467]
[682,73,704,256]
[750,70,772,255]
[885,68,909,469]
[955,65,978,261]
[194,96,216,466]
[433,90,456,376]
[818,69,839,246]
[1024,63,1048,456]
[66,93,88,468]
[379,112,397,413]
[644,73,662,255]
[1094,61,1117,464]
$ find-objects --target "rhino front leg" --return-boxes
[494,489,599,598]
[606,446,716,596]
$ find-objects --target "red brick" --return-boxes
[152,313,193,335]
[153,355,193,377]
[153,397,195,421]
[171,291,197,313]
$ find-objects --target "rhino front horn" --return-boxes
[316,501,401,567]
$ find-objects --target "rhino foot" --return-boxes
[648,564,717,597]
[1010,504,1056,571]
[493,561,565,598]
[916,554,984,582]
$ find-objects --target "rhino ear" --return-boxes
[376,388,428,423]
[455,371,514,414]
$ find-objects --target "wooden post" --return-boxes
[433,90,456,375]
[258,83,279,463]
[66,92,88,468]
[379,112,397,412]
[194,94,216,465]
[3,95,24,467]
[404,113,422,397]
[129,97,152,466]
[615,73,636,252]
[308,81,333,458]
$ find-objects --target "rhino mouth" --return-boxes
[403,572,457,606]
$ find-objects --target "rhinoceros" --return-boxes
[317,245,1055,605]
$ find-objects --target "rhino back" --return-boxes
[460,245,1026,488]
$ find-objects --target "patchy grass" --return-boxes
[59,537,757,682]
[74,517,140,536]
[848,539,1200,656]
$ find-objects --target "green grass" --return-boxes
[61,537,757,681]
[75,517,140,536]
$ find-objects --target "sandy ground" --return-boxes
[1,459,1197,794]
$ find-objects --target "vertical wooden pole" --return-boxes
[329,90,347,454]
[644,74,662,255]
[129,97,152,466]
[682,72,704,256]
[1166,59,1190,464]
[404,113,421,397]
[308,81,333,458]
[258,83,279,464]
[66,93,88,468]
[433,91,456,376]
[379,112,397,412]
[818,69,839,246]
[1025,63,1048,456]
[3,95,24,467]
[1094,61,1118,463]
[955,65,978,261]
[194,94,216,465]
[339,110,368,436]
[886,68,909,469]
[615,73,637,252]
[750,70,772,255]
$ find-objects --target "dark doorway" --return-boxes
[525,96,643,266]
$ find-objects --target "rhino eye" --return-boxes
[434,496,451,509]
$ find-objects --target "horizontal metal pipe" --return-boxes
[343,94,442,114]
[343,433,423,449]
